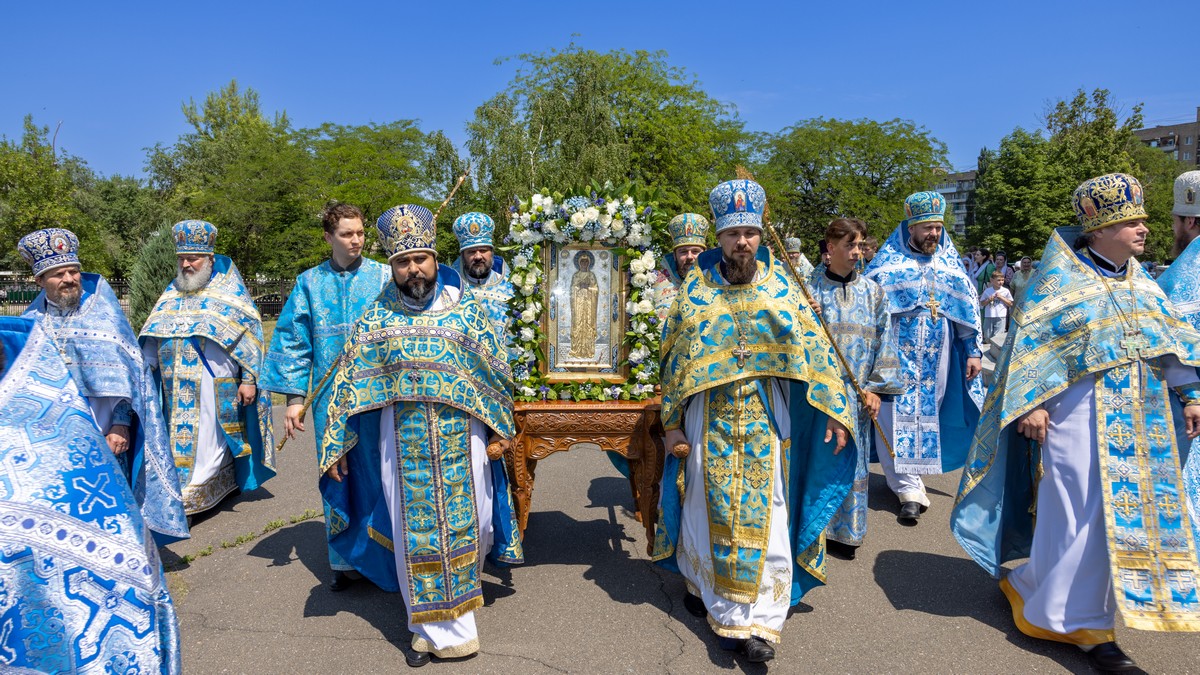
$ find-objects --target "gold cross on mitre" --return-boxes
[732,338,752,369]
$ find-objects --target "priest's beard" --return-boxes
[399,275,435,306]
[48,283,82,311]
[910,235,938,255]
[175,258,213,293]
[1174,228,1196,258]
[724,253,757,284]
[466,258,491,283]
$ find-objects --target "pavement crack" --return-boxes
[647,561,688,671]
[477,648,568,673]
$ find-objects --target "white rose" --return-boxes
[544,220,559,233]
[623,196,634,206]
[606,200,619,215]
[626,300,639,315]
[520,327,535,342]
[570,211,586,227]
[510,272,524,287]
[632,272,650,287]
[629,258,645,274]
[639,299,655,314]
[521,284,536,295]
[640,251,655,269]
[611,222,626,237]
[584,206,600,222]
[520,308,536,323]
[599,213,613,226]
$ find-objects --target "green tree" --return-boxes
[147,80,312,277]
[757,118,949,253]
[127,222,178,330]
[73,174,178,279]
[0,116,111,275]
[467,45,747,245]
[971,129,1063,255]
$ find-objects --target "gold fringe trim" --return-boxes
[707,615,782,643]
[409,561,444,576]
[1000,576,1113,645]
[411,635,480,658]
[449,550,478,572]
[409,595,484,625]
[711,576,759,605]
[367,526,394,552]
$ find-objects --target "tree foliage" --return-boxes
[756,118,949,254]
[127,223,179,330]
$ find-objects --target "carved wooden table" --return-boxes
[504,398,665,554]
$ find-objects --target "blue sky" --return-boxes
[2,0,1193,178]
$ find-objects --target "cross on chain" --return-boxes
[926,296,941,320]
[67,570,152,660]
[732,339,752,369]
[1120,330,1150,360]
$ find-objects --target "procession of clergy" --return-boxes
[3,168,1199,673]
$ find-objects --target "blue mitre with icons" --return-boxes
[668,213,710,249]
[1073,173,1148,233]
[452,212,495,251]
[903,192,946,226]
[173,219,218,254]
[709,179,766,233]
[377,204,436,260]
[18,228,80,277]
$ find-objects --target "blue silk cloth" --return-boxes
[318,265,523,621]
[653,247,860,602]
[0,317,181,674]
[1158,235,1200,554]
[952,231,1200,632]
[260,257,388,569]
[807,270,904,546]
[864,222,984,474]
[23,273,188,545]
[451,256,514,346]
[139,255,276,498]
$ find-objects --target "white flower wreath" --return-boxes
[506,187,661,402]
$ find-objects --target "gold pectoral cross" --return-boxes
[927,296,941,320]
[733,339,752,369]
[1119,331,1149,360]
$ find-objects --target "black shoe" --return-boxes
[827,539,858,560]
[898,501,922,524]
[739,637,776,663]
[329,571,358,592]
[683,592,707,617]
[404,648,431,668]
[1086,642,1136,672]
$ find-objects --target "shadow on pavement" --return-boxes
[873,550,1095,673]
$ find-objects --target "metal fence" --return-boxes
[0,276,296,319]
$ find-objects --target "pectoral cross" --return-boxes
[733,339,752,369]
[1119,331,1149,360]
[927,296,941,320]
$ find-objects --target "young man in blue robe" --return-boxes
[0,316,182,674]
[653,179,856,665]
[320,204,523,667]
[1156,169,1200,559]
[18,228,188,544]
[806,218,904,558]
[450,211,513,343]
[140,220,276,518]
[261,203,389,591]
[864,192,984,523]
[952,173,1200,672]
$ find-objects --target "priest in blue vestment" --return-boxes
[18,228,188,545]
[140,220,276,517]
[864,191,984,523]
[1158,169,1200,557]
[261,202,389,591]
[783,236,815,279]
[806,218,904,557]
[450,211,513,344]
[952,173,1200,673]
[0,316,181,674]
[651,213,709,321]
[319,204,523,667]
[653,179,856,665]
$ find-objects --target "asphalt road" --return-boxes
[162,407,1195,674]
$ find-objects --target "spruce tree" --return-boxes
[127,223,178,331]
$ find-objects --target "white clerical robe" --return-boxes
[375,284,497,657]
[1007,355,1199,637]
[675,379,793,643]
[142,337,237,508]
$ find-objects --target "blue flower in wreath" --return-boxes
[565,196,592,211]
